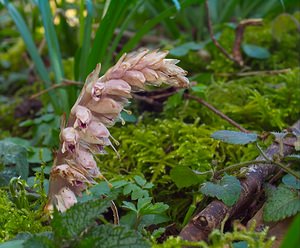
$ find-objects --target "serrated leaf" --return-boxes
[201,175,241,206]
[242,44,270,59]
[140,214,170,227]
[263,184,300,222]
[137,197,152,210]
[23,235,54,248]
[122,201,137,212]
[0,141,29,179]
[134,175,146,187]
[139,202,169,215]
[52,197,113,239]
[211,130,257,145]
[143,182,154,189]
[282,173,300,189]
[170,166,205,188]
[76,225,150,248]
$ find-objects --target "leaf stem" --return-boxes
[256,143,300,180]
[215,160,271,176]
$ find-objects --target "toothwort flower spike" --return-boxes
[45,49,189,213]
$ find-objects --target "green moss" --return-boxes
[0,190,49,243]
[207,13,300,72]
[163,68,300,131]
[97,118,258,221]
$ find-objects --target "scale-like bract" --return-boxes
[45,49,189,212]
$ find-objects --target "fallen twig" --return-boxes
[184,93,250,133]
[179,120,300,241]
[30,79,82,99]
[205,0,262,67]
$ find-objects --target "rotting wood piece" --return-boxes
[179,120,300,241]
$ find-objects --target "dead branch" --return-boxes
[205,0,263,67]
[30,79,83,99]
[179,120,300,241]
[184,94,250,133]
[232,19,263,66]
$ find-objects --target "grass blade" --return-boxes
[120,0,200,54]
[1,0,61,112]
[86,0,135,77]
[37,0,70,112]
[103,0,143,71]
[76,0,94,81]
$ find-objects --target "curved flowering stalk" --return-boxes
[45,49,189,212]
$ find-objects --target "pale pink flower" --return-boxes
[73,105,92,130]
[87,97,123,115]
[51,164,90,187]
[92,79,131,101]
[61,127,78,153]
[75,147,100,177]
[141,68,158,82]
[123,70,146,89]
[55,187,77,212]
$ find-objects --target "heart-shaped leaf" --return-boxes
[201,175,241,206]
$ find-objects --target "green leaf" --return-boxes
[76,0,94,81]
[120,111,137,123]
[140,214,170,227]
[170,41,205,57]
[134,175,146,187]
[52,197,113,239]
[0,240,25,248]
[139,202,169,215]
[103,0,143,71]
[137,197,152,211]
[123,183,149,200]
[232,241,248,248]
[272,13,300,41]
[23,235,54,248]
[0,141,29,179]
[170,166,205,188]
[211,130,258,145]
[165,90,184,110]
[201,175,241,206]
[86,0,134,77]
[37,0,69,113]
[280,214,300,248]
[122,201,137,212]
[76,225,150,248]
[242,44,270,59]
[263,184,300,222]
[282,173,300,190]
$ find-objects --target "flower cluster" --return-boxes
[45,49,189,212]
